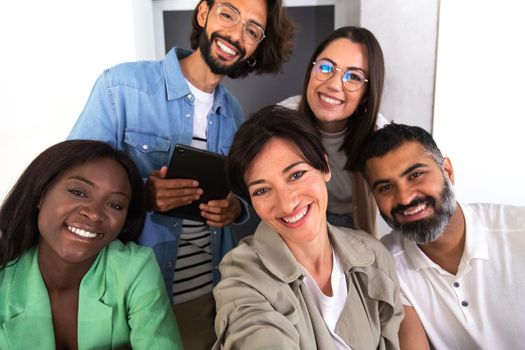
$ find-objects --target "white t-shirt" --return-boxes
[186,79,214,148]
[172,80,215,304]
[302,251,352,350]
[382,203,525,349]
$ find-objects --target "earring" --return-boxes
[247,57,256,67]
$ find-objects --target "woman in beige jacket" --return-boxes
[213,106,403,349]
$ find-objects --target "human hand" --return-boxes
[146,166,203,212]
[199,192,242,228]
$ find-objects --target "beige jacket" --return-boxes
[213,222,403,350]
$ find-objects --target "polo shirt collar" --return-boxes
[403,202,489,272]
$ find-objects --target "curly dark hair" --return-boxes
[0,140,147,267]
[190,0,295,78]
[298,26,385,172]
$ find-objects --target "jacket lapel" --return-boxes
[3,248,56,349]
[76,247,113,349]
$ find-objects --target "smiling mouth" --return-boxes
[319,93,343,105]
[402,202,428,216]
[215,39,238,57]
[281,205,310,224]
[67,225,100,239]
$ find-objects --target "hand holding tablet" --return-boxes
[162,144,230,221]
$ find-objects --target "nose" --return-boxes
[79,202,105,222]
[325,70,344,91]
[275,186,300,215]
[395,184,418,206]
[227,21,245,43]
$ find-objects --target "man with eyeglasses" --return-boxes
[68,0,295,348]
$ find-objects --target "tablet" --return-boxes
[163,144,229,221]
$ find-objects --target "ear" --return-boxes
[442,157,455,184]
[196,1,210,28]
[323,154,332,183]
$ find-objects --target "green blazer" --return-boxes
[0,240,182,349]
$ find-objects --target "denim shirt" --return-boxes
[68,48,245,300]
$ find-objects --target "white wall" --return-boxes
[1,0,523,208]
[361,0,439,131]
[0,0,154,202]
[433,1,525,205]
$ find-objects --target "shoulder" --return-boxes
[216,235,290,301]
[381,230,405,256]
[104,240,157,274]
[219,236,263,279]
[277,95,301,110]
[101,59,165,93]
[332,225,397,276]
[217,85,244,120]
[464,202,525,230]
[0,249,34,287]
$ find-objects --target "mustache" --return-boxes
[391,196,436,217]
[210,32,246,58]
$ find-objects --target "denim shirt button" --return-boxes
[185,113,191,118]
[209,121,213,125]
[142,144,149,150]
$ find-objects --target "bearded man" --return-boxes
[358,123,525,350]
[68,1,295,347]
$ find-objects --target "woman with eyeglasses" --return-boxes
[282,26,387,236]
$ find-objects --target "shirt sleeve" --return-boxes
[126,249,183,349]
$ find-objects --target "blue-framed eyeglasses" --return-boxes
[312,60,368,92]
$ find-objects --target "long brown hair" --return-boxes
[298,26,385,171]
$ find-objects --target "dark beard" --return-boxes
[199,30,249,78]
[381,178,456,244]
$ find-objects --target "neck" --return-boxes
[319,119,347,134]
[179,49,223,93]
[37,246,94,292]
[418,203,466,275]
[286,224,334,295]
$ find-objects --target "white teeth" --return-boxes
[320,94,342,105]
[403,203,427,216]
[282,206,309,224]
[68,225,98,238]
[216,40,237,55]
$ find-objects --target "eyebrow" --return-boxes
[223,2,266,29]
[246,161,307,188]
[67,175,131,199]
[371,163,429,190]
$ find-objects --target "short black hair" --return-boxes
[226,105,329,201]
[357,123,444,176]
[0,140,146,267]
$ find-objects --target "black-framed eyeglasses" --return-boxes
[215,2,266,44]
[312,60,368,92]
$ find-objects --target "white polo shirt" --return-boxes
[382,203,525,349]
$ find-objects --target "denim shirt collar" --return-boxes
[164,47,229,116]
